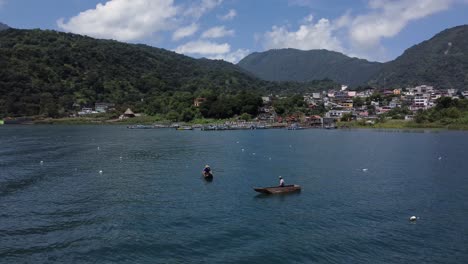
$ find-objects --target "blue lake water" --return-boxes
[1,125,468,263]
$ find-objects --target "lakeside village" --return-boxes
[2,84,466,129]
[135,85,467,130]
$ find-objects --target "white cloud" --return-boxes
[201,26,234,39]
[218,9,237,21]
[262,0,463,61]
[348,0,454,48]
[207,49,250,63]
[172,23,199,41]
[184,0,223,19]
[174,40,230,55]
[57,0,179,41]
[262,18,344,52]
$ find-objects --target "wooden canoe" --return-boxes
[254,184,301,194]
[202,172,213,180]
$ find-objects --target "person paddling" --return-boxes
[279,176,285,187]
[203,165,212,177]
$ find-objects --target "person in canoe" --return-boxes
[203,165,212,177]
[279,176,285,187]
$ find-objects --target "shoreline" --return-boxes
[2,117,468,131]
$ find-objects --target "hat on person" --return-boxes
[278,176,282,179]
[205,165,210,168]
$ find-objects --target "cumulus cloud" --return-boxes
[262,0,462,61]
[172,23,199,41]
[207,49,250,63]
[201,26,234,39]
[218,9,237,21]
[57,0,178,41]
[174,40,248,63]
[262,17,344,52]
[348,0,454,48]
[174,40,230,55]
[184,0,223,19]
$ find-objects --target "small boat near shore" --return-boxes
[176,126,193,130]
[127,125,155,129]
[254,185,301,194]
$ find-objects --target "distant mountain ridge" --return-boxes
[0,22,9,31]
[238,49,383,87]
[238,25,468,89]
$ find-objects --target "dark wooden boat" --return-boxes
[254,185,301,194]
[202,172,213,180]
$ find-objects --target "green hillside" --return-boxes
[0,28,338,119]
[370,25,468,89]
[238,26,468,90]
[238,48,383,86]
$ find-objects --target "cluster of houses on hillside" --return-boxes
[74,84,467,126]
[256,85,468,126]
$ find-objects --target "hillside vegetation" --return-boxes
[238,25,468,90]
[0,28,338,119]
[370,25,468,89]
[238,49,382,87]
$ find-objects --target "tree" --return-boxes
[353,97,364,107]
[239,113,252,121]
[166,110,179,121]
[341,113,353,122]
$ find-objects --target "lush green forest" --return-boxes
[413,97,468,126]
[0,28,338,120]
[238,48,382,87]
[370,25,468,89]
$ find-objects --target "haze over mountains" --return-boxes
[238,25,468,89]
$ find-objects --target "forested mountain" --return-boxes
[369,25,468,89]
[238,25,468,90]
[0,22,10,31]
[237,49,383,86]
[0,28,337,118]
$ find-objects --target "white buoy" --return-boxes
[362,168,368,172]
[119,156,123,160]
[241,148,245,152]
[97,147,100,150]
[40,161,44,165]
[409,216,417,221]
[438,156,442,160]
[252,153,256,155]
[99,170,103,174]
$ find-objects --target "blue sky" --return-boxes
[1,0,467,62]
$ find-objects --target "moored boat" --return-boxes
[127,125,154,129]
[254,185,301,194]
[176,126,193,130]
